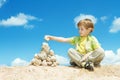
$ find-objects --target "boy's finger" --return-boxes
[44,35,50,41]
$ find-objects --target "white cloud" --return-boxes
[11,58,29,66]
[24,24,34,29]
[109,17,120,33]
[55,55,69,65]
[100,16,108,22]
[0,0,6,8]
[0,13,40,29]
[102,48,120,65]
[74,14,97,27]
[0,64,7,67]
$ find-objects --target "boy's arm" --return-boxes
[44,35,71,43]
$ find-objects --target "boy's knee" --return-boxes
[68,48,74,54]
[88,48,105,63]
[68,48,73,57]
[97,48,105,58]
[68,48,74,52]
[94,48,105,57]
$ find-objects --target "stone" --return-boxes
[30,42,59,67]
[41,60,47,66]
[49,50,54,56]
[50,56,56,62]
[30,58,41,66]
[38,51,47,60]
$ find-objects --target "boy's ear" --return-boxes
[88,28,93,32]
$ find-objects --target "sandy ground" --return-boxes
[0,65,120,80]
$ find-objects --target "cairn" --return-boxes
[30,42,59,67]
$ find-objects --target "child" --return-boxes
[44,19,105,71]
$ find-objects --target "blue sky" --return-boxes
[0,0,120,66]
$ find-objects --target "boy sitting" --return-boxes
[44,19,105,71]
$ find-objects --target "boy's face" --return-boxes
[78,26,91,37]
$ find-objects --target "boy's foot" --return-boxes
[94,64,101,67]
[70,61,77,66]
[84,62,94,71]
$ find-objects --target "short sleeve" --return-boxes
[69,36,80,46]
[69,37,76,45]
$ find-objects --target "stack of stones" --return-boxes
[30,42,59,67]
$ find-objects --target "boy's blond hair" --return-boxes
[77,19,94,32]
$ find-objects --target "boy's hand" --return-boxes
[44,35,51,41]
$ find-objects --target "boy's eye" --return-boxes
[80,28,83,31]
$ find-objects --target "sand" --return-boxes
[0,65,120,80]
